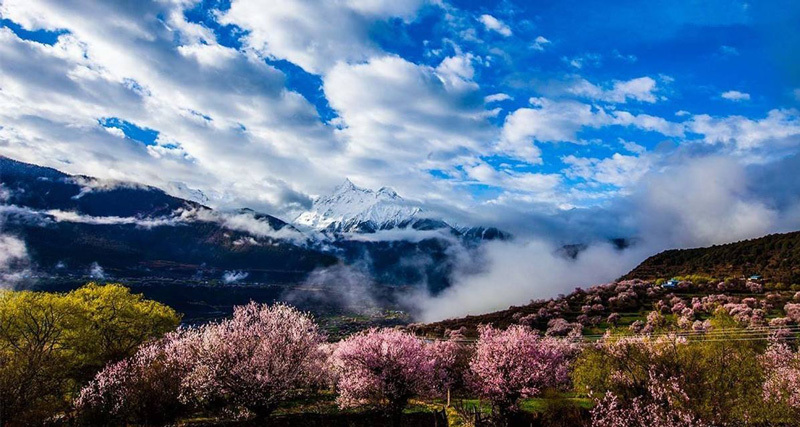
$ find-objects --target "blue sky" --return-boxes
[0,0,799,247]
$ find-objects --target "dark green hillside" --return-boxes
[621,231,800,283]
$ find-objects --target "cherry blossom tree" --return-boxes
[331,328,435,418]
[784,303,800,323]
[469,325,573,419]
[761,342,800,412]
[75,332,190,425]
[591,371,708,427]
[181,302,326,418]
[428,339,472,405]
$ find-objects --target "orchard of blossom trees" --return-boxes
[4,279,800,426]
[74,301,800,426]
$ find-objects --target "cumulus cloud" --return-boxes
[498,97,682,163]
[478,14,512,37]
[721,90,750,101]
[563,153,651,189]
[499,98,609,162]
[463,161,562,194]
[568,76,660,103]
[323,54,494,190]
[687,109,800,157]
[484,93,512,103]
[0,0,340,218]
[531,36,551,51]
[219,0,424,74]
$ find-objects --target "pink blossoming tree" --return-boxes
[591,371,707,427]
[75,332,189,425]
[469,325,573,419]
[181,302,326,418]
[760,342,800,413]
[331,328,435,418]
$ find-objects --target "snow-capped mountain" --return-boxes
[294,179,448,233]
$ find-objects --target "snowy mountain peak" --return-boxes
[335,178,359,193]
[294,179,424,233]
[377,187,399,199]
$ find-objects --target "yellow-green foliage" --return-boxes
[572,313,778,425]
[0,283,180,425]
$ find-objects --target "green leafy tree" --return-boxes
[0,284,180,426]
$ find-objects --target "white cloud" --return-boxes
[478,14,512,37]
[531,36,551,51]
[568,76,660,103]
[0,232,29,286]
[415,238,648,321]
[89,262,105,279]
[498,97,683,163]
[611,111,684,137]
[499,98,610,162]
[323,55,494,191]
[484,93,512,103]
[562,53,601,69]
[563,153,651,188]
[631,156,779,247]
[219,0,424,74]
[620,138,646,154]
[464,161,561,193]
[0,1,343,218]
[720,90,750,101]
[688,109,800,155]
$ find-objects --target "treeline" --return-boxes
[3,284,800,426]
[622,230,800,283]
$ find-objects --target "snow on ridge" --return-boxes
[294,179,425,232]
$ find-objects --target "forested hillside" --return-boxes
[621,231,800,283]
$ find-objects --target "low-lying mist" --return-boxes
[408,239,650,322]
[408,154,800,322]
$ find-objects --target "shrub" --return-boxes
[591,372,707,427]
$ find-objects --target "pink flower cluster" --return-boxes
[785,303,800,323]
[592,372,707,427]
[761,342,800,410]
